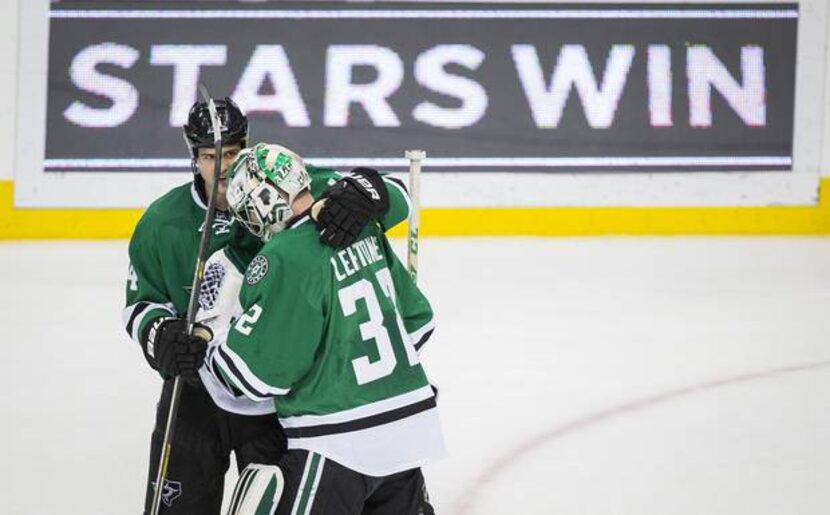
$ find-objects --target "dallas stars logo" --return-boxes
[246,255,269,285]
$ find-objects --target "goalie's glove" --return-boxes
[313,167,390,249]
[142,317,213,379]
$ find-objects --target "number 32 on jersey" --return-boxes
[233,267,418,387]
[339,267,419,385]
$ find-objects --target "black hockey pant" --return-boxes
[275,450,435,515]
[143,379,287,514]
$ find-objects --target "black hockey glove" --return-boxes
[314,167,390,249]
[141,317,213,379]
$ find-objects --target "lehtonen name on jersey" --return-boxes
[330,235,384,281]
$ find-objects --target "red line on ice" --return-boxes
[454,359,830,515]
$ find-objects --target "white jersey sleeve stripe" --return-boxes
[215,342,291,399]
[382,175,412,216]
[122,301,175,343]
[210,347,274,402]
[409,319,436,352]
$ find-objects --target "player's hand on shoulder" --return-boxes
[143,317,213,379]
[313,167,390,248]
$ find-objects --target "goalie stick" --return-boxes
[405,150,425,283]
[149,84,224,515]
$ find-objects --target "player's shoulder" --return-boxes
[146,182,196,216]
[133,182,197,235]
[306,163,342,198]
[240,238,301,291]
[272,213,321,247]
[306,163,342,183]
[243,216,329,295]
[140,182,194,222]
[262,215,328,264]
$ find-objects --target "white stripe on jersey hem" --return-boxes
[382,176,412,218]
[191,182,207,210]
[286,406,446,477]
[122,302,175,343]
[220,342,292,398]
[409,319,436,350]
[280,384,434,428]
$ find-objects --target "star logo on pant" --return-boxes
[151,479,183,507]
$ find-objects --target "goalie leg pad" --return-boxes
[226,464,284,515]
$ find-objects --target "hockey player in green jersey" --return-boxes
[202,143,445,514]
[123,98,414,514]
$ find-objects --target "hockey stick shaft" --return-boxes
[149,85,224,515]
[405,150,425,284]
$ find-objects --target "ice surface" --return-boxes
[1,237,829,514]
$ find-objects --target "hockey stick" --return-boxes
[149,84,224,515]
[404,150,437,513]
[404,150,425,283]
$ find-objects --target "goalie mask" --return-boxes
[226,143,311,241]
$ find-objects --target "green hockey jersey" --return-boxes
[205,215,445,476]
[123,166,411,351]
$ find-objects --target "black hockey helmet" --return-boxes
[183,97,249,158]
